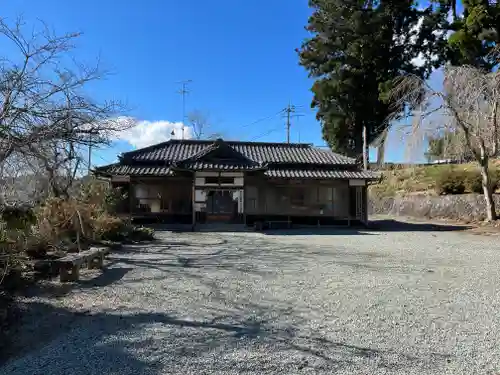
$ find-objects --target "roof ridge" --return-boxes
[168,139,312,148]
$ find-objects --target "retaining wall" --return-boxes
[369,193,500,222]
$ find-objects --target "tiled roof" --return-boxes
[95,139,377,179]
[98,164,173,176]
[265,169,380,180]
[122,139,355,165]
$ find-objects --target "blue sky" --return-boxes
[1,0,450,166]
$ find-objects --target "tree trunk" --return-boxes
[492,101,498,157]
[377,140,385,167]
[479,164,497,221]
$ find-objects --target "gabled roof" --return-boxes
[172,138,263,171]
[120,139,356,165]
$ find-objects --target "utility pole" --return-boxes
[177,80,192,140]
[282,102,303,143]
[283,102,295,144]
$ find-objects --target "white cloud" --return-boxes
[114,117,194,149]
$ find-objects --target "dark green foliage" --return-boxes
[299,0,499,157]
[436,169,500,194]
[435,170,466,194]
[444,0,500,70]
[298,0,442,157]
[434,168,499,195]
[0,205,35,231]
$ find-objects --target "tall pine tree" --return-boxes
[298,0,444,159]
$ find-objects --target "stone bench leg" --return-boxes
[60,264,79,282]
[88,254,104,270]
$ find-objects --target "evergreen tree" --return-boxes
[298,0,445,157]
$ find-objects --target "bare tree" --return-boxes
[0,17,133,168]
[390,65,500,221]
[0,17,135,203]
[187,110,224,140]
[188,110,209,139]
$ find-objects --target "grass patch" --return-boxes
[370,162,500,198]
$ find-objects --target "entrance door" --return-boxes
[349,186,365,223]
[206,190,237,222]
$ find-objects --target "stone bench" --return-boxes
[54,247,110,282]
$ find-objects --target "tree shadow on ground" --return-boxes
[261,227,374,236]
[107,234,427,278]
[19,266,133,298]
[0,300,452,375]
[1,234,453,373]
[368,219,472,232]
[254,219,472,236]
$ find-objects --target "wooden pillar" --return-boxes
[363,185,368,225]
[191,176,196,230]
[129,181,134,222]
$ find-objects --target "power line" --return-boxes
[240,110,285,129]
[176,79,192,140]
[250,125,283,142]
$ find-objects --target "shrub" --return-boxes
[0,222,30,289]
[464,170,500,194]
[0,205,36,230]
[435,170,466,195]
[36,198,92,245]
[78,179,126,214]
[464,171,484,194]
[128,226,155,242]
[91,214,127,241]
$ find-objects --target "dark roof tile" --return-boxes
[265,169,379,180]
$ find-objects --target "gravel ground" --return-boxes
[2,221,500,374]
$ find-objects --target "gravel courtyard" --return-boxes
[2,221,500,374]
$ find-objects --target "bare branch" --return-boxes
[0,16,135,202]
[389,64,500,220]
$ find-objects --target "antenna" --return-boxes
[176,79,192,140]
